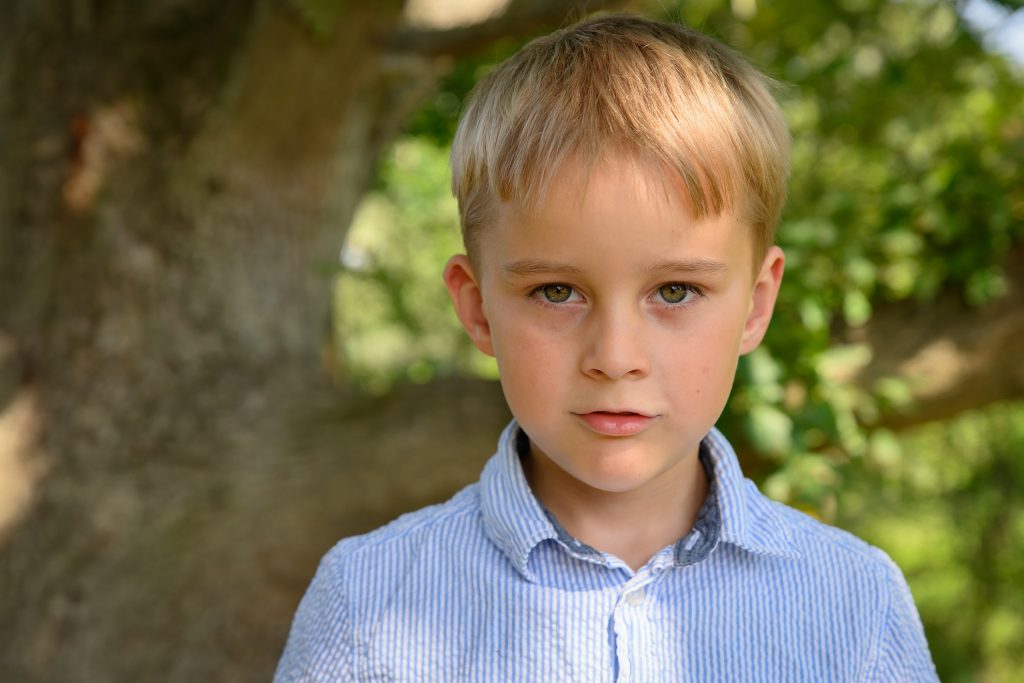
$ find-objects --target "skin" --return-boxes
[445,155,784,571]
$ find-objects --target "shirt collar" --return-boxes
[479,420,800,581]
[702,426,802,560]
[478,421,561,581]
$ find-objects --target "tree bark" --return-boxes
[851,252,1024,430]
[0,1,612,680]
[0,1,413,678]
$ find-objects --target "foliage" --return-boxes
[290,0,403,39]
[334,40,523,392]
[290,0,351,38]
[335,138,497,393]
[838,400,1024,682]
[404,41,522,144]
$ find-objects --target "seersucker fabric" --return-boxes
[275,420,938,682]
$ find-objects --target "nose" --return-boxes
[580,306,650,381]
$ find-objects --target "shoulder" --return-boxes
[325,483,483,571]
[318,484,494,647]
[741,484,937,679]
[742,480,910,598]
[713,480,938,680]
[313,483,494,623]
[753,491,937,679]
[274,485,488,681]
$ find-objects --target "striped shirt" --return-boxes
[275,420,938,682]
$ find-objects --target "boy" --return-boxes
[276,14,938,681]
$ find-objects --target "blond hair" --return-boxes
[450,14,790,265]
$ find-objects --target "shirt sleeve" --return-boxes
[866,553,939,682]
[274,551,354,682]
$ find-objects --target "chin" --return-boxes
[587,479,651,495]
[572,460,661,494]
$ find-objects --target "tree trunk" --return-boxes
[0,1,439,679]
[0,1,617,680]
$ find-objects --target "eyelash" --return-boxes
[528,283,705,308]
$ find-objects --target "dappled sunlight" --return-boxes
[0,389,49,546]
[404,0,511,28]
[63,100,144,214]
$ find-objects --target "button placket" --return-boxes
[612,570,663,682]
[624,587,645,606]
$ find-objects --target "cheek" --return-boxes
[654,314,745,394]
[490,317,566,388]
[493,326,567,423]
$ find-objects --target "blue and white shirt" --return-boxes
[275,420,938,682]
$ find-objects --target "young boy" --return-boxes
[276,14,938,682]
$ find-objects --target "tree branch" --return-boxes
[853,251,1024,430]
[389,0,626,58]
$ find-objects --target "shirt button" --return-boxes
[625,588,645,606]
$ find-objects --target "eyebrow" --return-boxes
[644,258,729,276]
[500,258,728,279]
[501,259,584,278]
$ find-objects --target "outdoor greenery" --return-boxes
[840,400,1024,682]
[333,1,1023,679]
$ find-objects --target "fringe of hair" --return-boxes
[451,14,790,265]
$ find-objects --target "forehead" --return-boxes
[492,155,695,248]
[515,153,697,223]
[481,154,753,277]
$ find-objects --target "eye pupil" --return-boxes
[660,284,687,303]
[543,285,571,303]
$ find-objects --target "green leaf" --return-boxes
[747,404,794,456]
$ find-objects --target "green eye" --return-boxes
[659,284,690,304]
[541,284,572,303]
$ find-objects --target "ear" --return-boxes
[443,254,495,357]
[739,246,785,355]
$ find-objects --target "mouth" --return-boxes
[573,410,657,437]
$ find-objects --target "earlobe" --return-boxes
[739,246,785,355]
[443,254,495,357]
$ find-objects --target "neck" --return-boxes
[523,444,709,572]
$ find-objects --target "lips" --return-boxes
[575,410,656,437]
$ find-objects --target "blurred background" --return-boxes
[1,0,1021,680]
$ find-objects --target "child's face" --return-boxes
[445,155,784,496]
